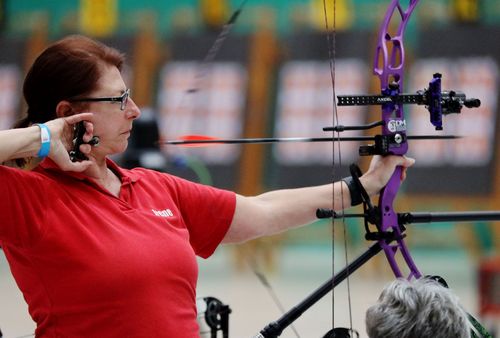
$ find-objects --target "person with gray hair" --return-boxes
[365,277,471,338]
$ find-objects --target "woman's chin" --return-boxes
[115,143,129,154]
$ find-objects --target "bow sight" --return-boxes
[337,73,481,124]
[324,73,481,156]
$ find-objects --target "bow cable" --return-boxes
[322,0,355,334]
[169,0,249,120]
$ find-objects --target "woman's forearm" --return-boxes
[224,155,415,243]
[0,126,41,163]
[224,181,351,243]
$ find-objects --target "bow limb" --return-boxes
[374,0,420,88]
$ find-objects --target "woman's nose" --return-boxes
[126,98,141,119]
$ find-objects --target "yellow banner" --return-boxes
[200,0,229,29]
[80,0,117,37]
[453,0,479,23]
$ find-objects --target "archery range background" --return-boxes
[0,0,499,337]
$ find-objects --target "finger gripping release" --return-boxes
[69,121,99,162]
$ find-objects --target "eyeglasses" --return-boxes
[70,88,130,111]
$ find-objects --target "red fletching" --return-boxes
[176,135,222,147]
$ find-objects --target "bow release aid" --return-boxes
[69,121,100,162]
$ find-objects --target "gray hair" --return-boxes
[365,278,471,338]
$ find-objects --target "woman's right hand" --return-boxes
[44,113,95,172]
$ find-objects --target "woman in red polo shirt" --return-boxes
[0,35,413,337]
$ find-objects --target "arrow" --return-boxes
[161,134,460,146]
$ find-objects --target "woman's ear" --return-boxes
[55,101,75,118]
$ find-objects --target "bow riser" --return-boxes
[375,0,422,280]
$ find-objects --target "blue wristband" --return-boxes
[35,123,51,158]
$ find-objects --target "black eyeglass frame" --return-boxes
[70,88,130,111]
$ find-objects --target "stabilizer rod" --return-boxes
[254,243,383,338]
[398,211,500,224]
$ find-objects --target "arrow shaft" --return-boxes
[163,135,459,145]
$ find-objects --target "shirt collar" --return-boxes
[37,157,140,183]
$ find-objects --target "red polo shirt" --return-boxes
[0,159,235,337]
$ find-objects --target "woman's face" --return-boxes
[78,65,141,157]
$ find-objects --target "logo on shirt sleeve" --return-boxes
[152,209,174,217]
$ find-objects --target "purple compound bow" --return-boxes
[254,1,494,337]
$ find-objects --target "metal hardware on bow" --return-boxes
[199,297,231,338]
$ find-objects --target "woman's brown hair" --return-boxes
[16,35,125,128]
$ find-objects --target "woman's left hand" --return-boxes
[360,155,415,196]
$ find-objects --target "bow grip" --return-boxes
[378,166,402,232]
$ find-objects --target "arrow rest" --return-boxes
[358,134,406,156]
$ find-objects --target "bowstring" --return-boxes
[322,0,354,333]
[187,0,248,94]
[170,0,249,123]
[248,258,301,338]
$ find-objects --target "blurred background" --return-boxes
[0,0,499,337]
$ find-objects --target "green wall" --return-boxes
[4,0,500,37]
